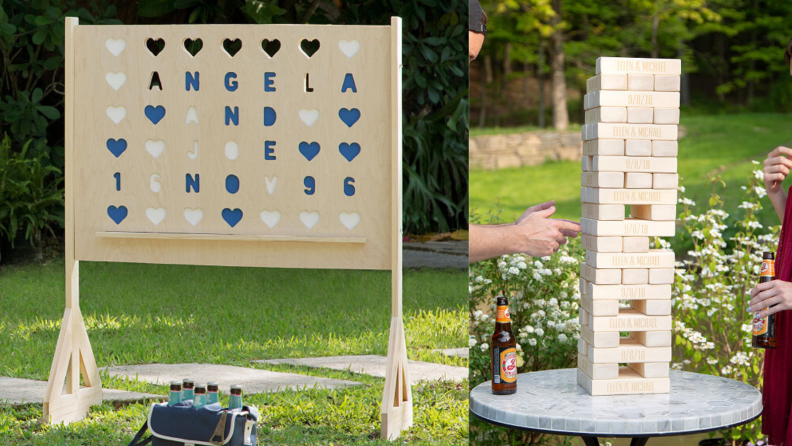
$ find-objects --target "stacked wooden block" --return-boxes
[577,57,680,396]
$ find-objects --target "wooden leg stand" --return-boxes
[381,316,413,440]
[42,259,102,423]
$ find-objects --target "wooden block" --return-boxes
[583,93,590,111]
[579,278,588,296]
[596,57,682,75]
[585,123,678,141]
[587,283,672,300]
[628,74,654,91]
[631,331,672,347]
[589,309,672,332]
[654,108,680,125]
[653,174,679,189]
[586,107,627,124]
[579,354,619,380]
[625,173,652,189]
[582,172,625,188]
[578,337,589,356]
[587,91,680,109]
[622,236,650,253]
[582,203,625,221]
[622,269,649,284]
[591,156,677,173]
[581,264,622,285]
[582,234,623,252]
[631,204,677,221]
[651,140,678,157]
[628,362,670,378]
[654,75,681,92]
[587,74,628,92]
[625,140,651,156]
[627,107,653,124]
[583,139,625,156]
[580,217,675,237]
[581,295,620,316]
[577,368,670,395]
[649,268,675,284]
[587,250,675,269]
[582,155,592,171]
[630,299,672,316]
[587,338,672,364]
[579,307,590,326]
[581,187,678,205]
[581,124,589,141]
[580,325,620,348]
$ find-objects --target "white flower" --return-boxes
[509,267,520,275]
[730,352,750,366]
[535,328,545,337]
[533,272,543,281]
[558,334,568,342]
[721,365,733,374]
[523,325,535,333]
[754,170,764,180]
[528,338,537,346]
[480,343,489,351]
[706,357,718,365]
[756,186,767,198]
[518,262,527,270]
[741,324,752,333]
[469,337,478,348]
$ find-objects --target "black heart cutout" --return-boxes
[300,39,320,58]
[183,38,203,57]
[223,38,242,57]
[261,39,281,58]
[146,38,165,56]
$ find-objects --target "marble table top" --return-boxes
[470,369,762,437]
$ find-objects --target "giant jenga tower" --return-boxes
[577,57,680,395]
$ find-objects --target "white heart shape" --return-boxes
[183,208,203,226]
[225,141,239,160]
[299,211,320,229]
[105,72,126,90]
[150,174,161,193]
[339,212,360,230]
[106,38,126,56]
[265,176,277,195]
[299,109,319,127]
[145,140,166,158]
[339,40,360,58]
[260,210,281,228]
[146,207,166,226]
[106,106,126,124]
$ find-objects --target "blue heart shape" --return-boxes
[222,208,243,227]
[107,205,128,224]
[299,142,320,161]
[338,108,360,127]
[106,138,127,158]
[339,142,360,162]
[145,105,166,124]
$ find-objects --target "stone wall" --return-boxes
[469,130,583,170]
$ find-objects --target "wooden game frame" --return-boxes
[44,17,412,440]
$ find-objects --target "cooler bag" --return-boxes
[128,401,258,446]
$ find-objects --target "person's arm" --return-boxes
[763,146,792,221]
[469,202,581,263]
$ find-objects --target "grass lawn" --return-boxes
[0,260,467,445]
[470,113,792,228]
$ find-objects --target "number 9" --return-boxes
[304,176,315,195]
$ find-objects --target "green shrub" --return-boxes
[0,134,64,260]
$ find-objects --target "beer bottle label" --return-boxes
[752,312,768,336]
[499,348,518,383]
[493,346,501,384]
[761,259,775,277]
[496,305,511,323]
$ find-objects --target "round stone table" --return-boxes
[470,369,762,446]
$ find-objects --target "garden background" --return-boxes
[0,0,469,445]
[469,0,792,445]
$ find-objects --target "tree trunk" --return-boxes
[538,33,546,128]
[550,0,568,131]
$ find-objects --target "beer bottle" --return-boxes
[229,385,243,409]
[193,384,207,409]
[753,252,778,349]
[182,379,195,401]
[168,381,182,406]
[491,295,518,395]
[207,381,220,405]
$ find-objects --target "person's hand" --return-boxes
[510,203,581,257]
[763,146,792,196]
[749,279,792,317]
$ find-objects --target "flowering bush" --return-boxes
[672,165,779,444]
[469,166,777,446]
